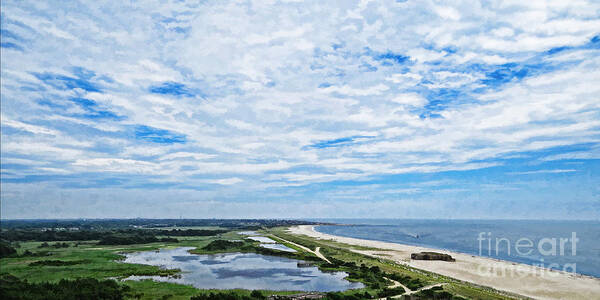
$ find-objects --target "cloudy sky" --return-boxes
[1,0,599,219]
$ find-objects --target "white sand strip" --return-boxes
[288,225,600,300]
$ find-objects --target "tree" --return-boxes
[250,290,265,299]
[0,242,17,258]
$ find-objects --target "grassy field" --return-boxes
[0,227,525,300]
[1,240,191,282]
[0,230,313,300]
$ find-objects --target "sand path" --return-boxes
[384,277,407,290]
[274,236,331,264]
[378,278,447,299]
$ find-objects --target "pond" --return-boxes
[259,243,297,252]
[246,236,277,243]
[123,247,364,292]
[238,231,259,235]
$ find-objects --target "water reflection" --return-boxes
[259,243,297,252]
[123,247,363,292]
[247,236,277,243]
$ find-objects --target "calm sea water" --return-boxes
[123,247,363,291]
[311,219,600,278]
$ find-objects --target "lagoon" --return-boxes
[123,247,363,292]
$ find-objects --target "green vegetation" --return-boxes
[443,283,520,300]
[375,286,406,298]
[326,261,390,289]
[190,290,266,300]
[121,280,202,300]
[192,238,320,263]
[0,274,130,300]
[0,220,522,300]
[98,234,178,245]
[324,291,376,300]
[385,273,426,290]
[2,229,211,245]
[0,218,318,231]
[0,229,307,299]
[0,241,17,258]
[409,285,468,300]
[28,259,91,267]
[265,227,518,300]
[2,229,105,242]
[38,242,71,248]
[200,240,245,251]
[0,240,181,282]
[267,228,435,286]
[158,229,229,236]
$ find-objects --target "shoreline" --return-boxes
[312,223,599,280]
[288,225,600,300]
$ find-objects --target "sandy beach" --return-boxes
[288,225,600,300]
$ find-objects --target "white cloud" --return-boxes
[423,71,479,89]
[72,158,158,173]
[491,27,514,38]
[390,93,427,106]
[432,5,461,21]
[541,151,600,161]
[1,0,599,218]
[320,84,390,96]
[205,177,243,185]
[507,169,577,175]
[159,152,215,161]
[2,118,59,135]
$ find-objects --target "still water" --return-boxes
[259,243,297,252]
[123,247,363,291]
[246,236,277,243]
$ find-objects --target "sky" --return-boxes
[1,0,599,220]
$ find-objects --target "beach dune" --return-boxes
[288,225,600,300]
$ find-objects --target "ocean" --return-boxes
[310,219,600,278]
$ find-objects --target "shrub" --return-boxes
[0,274,130,300]
[201,240,244,251]
[250,290,265,299]
[98,234,178,245]
[28,260,90,267]
[0,242,17,258]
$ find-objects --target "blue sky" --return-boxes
[1,0,599,219]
